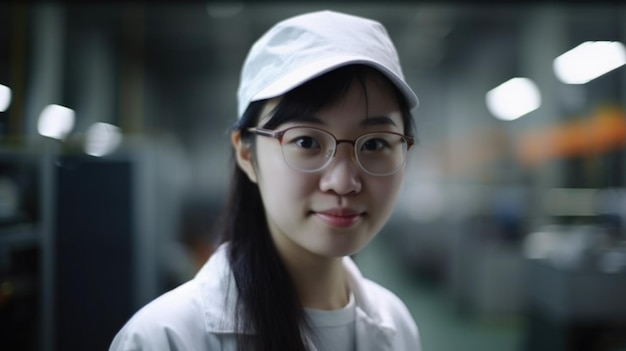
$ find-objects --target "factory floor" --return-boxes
[354,236,525,351]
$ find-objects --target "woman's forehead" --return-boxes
[322,77,400,114]
[258,72,403,128]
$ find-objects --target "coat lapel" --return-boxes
[355,308,394,351]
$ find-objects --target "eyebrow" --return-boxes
[288,114,324,124]
[359,116,398,128]
[288,114,398,127]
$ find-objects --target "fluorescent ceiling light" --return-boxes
[554,41,626,84]
[37,104,75,140]
[84,122,122,157]
[0,84,11,112]
[486,77,541,121]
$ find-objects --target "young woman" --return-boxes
[110,10,421,351]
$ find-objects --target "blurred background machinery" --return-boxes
[1,2,626,351]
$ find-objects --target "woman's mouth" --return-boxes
[313,208,364,228]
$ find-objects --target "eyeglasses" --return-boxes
[248,126,414,176]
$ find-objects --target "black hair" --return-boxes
[219,64,414,351]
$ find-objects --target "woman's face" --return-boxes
[237,74,407,260]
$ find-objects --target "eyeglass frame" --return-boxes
[247,126,415,176]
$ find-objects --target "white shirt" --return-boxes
[109,244,421,351]
[306,292,356,351]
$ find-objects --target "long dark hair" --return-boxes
[219,64,415,351]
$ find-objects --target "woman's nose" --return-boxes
[319,145,362,195]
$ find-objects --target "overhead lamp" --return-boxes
[554,41,626,84]
[486,77,541,121]
[37,104,75,140]
[84,122,122,157]
[0,84,11,112]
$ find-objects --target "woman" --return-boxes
[110,10,421,351]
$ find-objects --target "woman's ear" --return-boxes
[231,131,258,183]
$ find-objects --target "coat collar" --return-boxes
[196,243,396,346]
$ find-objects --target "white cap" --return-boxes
[236,10,418,118]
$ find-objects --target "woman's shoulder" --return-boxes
[109,280,211,350]
[109,246,236,351]
[129,279,205,327]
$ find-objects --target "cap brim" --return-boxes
[250,55,418,110]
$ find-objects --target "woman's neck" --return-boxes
[273,238,350,310]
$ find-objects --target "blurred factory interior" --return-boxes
[1,2,626,350]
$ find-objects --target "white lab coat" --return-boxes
[109,244,421,351]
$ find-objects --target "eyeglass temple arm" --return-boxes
[247,127,281,138]
[406,136,415,149]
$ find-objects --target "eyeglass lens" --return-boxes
[280,127,408,175]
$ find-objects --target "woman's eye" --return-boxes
[362,138,389,151]
[294,136,321,149]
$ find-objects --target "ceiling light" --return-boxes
[84,122,122,157]
[0,84,11,112]
[554,41,626,84]
[37,104,75,140]
[486,77,541,121]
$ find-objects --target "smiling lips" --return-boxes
[314,208,364,228]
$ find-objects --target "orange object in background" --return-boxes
[517,105,626,166]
